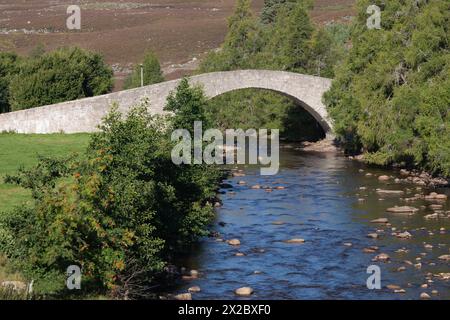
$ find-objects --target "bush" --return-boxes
[0,52,21,113]
[8,47,113,111]
[1,84,222,297]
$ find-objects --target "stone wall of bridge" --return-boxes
[0,70,333,134]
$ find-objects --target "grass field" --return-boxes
[0,133,90,212]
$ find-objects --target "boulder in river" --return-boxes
[190,270,199,278]
[394,289,406,294]
[284,238,305,244]
[387,284,401,290]
[425,192,447,201]
[343,242,352,247]
[227,239,241,246]
[420,292,431,300]
[363,247,378,253]
[378,175,390,181]
[396,231,412,239]
[438,254,450,261]
[370,218,389,224]
[435,273,450,280]
[235,287,254,296]
[386,206,419,214]
[175,293,192,300]
[374,253,390,262]
[188,286,201,293]
[424,213,439,219]
[376,189,404,195]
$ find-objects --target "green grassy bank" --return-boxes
[0,133,90,212]
[0,133,90,287]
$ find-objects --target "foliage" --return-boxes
[324,0,450,176]
[206,89,324,141]
[0,85,221,297]
[0,133,90,212]
[8,47,113,111]
[261,0,313,24]
[0,52,21,113]
[263,2,314,72]
[197,0,347,140]
[164,78,211,132]
[123,51,164,89]
[200,0,314,72]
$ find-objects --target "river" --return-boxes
[172,146,449,300]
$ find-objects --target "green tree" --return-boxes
[304,24,351,77]
[1,99,221,297]
[260,0,310,24]
[265,2,314,71]
[0,52,21,113]
[324,0,450,175]
[8,47,113,111]
[197,0,336,141]
[123,51,164,89]
[164,78,211,133]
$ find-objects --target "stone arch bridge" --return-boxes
[0,70,333,136]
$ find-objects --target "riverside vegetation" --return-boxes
[324,0,450,176]
[0,81,223,298]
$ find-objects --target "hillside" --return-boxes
[0,0,355,87]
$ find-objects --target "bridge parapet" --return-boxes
[0,70,333,134]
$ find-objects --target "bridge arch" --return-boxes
[188,70,333,134]
[0,70,333,135]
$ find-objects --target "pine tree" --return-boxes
[261,0,312,24]
[325,0,450,175]
[164,78,210,133]
[266,2,314,71]
[221,0,263,69]
[0,52,20,113]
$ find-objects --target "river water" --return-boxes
[173,146,449,300]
